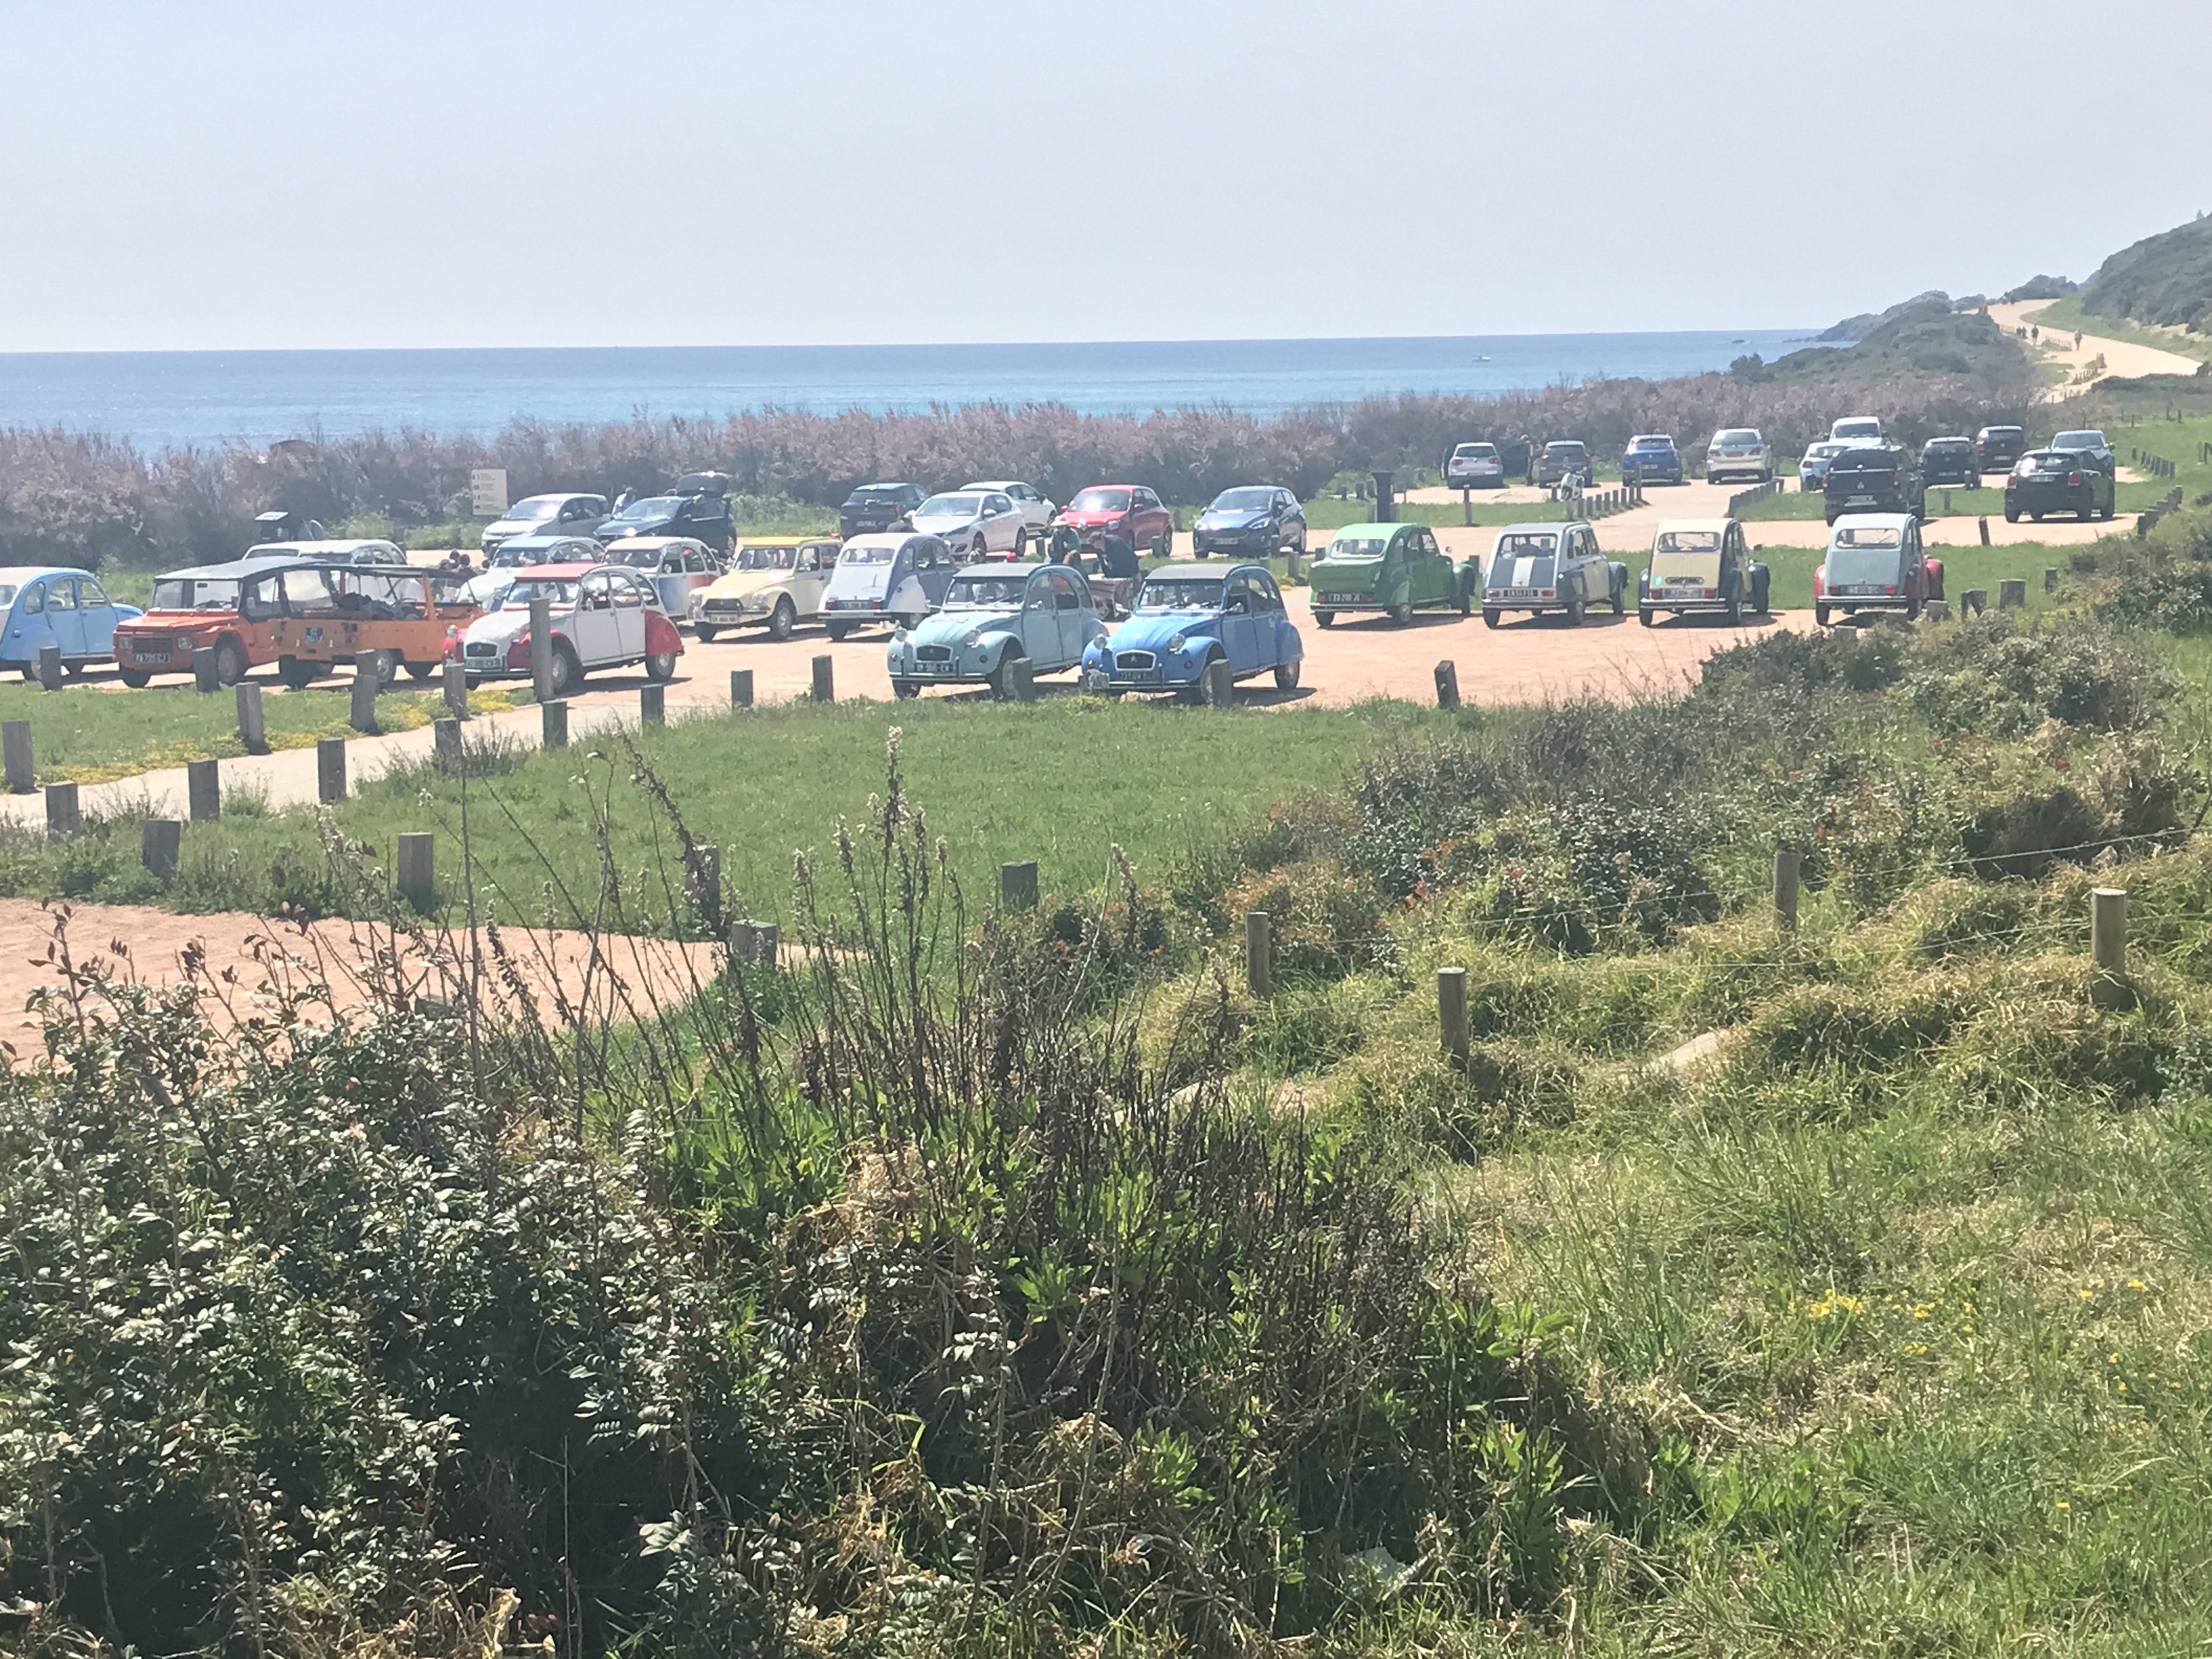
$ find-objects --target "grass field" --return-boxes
[1742,540,2077,613]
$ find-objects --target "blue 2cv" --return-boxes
[0,567,143,678]
[888,562,1107,698]
[1081,562,1303,701]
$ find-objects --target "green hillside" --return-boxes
[2076,213,2212,333]
[1744,296,2032,385]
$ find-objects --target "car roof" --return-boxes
[1652,518,1733,536]
[1144,562,1269,580]
[1629,433,1676,443]
[603,535,708,550]
[512,562,623,580]
[1494,522,1584,537]
[961,479,1024,489]
[499,533,595,548]
[246,539,399,555]
[157,558,357,583]
[840,531,940,549]
[1544,439,1585,448]
[1830,512,1917,529]
[851,481,916,492]
[0,566,96,584]
[1329,522,1415,538]
[735,534,836,546]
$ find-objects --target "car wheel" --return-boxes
[213,639,249,687]
[548,641,583,698]
[1815,603,1831,626]
[1611,582,1626,616]
[1389,603,1413,625]
[645,651,677,682]
[1483,608,1501,629]
[1314,610,1335,628]
[1012,528,1028,558]
[768,597,796,641]
[694,624,719,643]
[892,679,920,700]
[2101,499,2115,521]
[404,659,437,682]
[1639,607,1654,627]
[971,537,987,559]
[1273,658,1301,690]
[1726,591,1743,627]
[1153,529,1172,560]
[2032,511,2045,522]
[119,668,151,689]
[1291,527,1307,555]
[278,656,318,691]
[2005,508,2021,523]
[825,623,851,642]
[1565,597,1584,627]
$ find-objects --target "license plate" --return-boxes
[1492,588,1536,600]
[1848,584,1882,596]
[132,650,170,664]
[915,662,943,675]
[1848,495,1876,506]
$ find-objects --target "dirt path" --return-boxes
[1989,300,2200,383]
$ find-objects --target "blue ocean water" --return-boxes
[0,330,1821,452]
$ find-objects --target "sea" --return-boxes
[0,329,1822,453]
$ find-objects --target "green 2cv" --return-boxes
[1307,522,1478,627]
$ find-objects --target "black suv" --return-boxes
[1823,444,1925,524]
[1973,426,2027,473]
[2005,450,2114,522]
[2049,428,2117,474]
[592,472,735,552]
[1920,436,1979,487]
[839,482,926,539]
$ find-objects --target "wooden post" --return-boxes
[316,737,346,804]
[1773,849,1801,932]
[1999,578,2026,609]
[350,651,381,733]
[192,647,220,693]
[142,819,182,879]
[730,668,754,708]
[2,721,31,793]
[810,654,834,703]
[541,699,568,749]
[727,919,759,969]
[44,781,79,838]
[36,645,61,691]
[529,597,553,702]
[640,684,665,725]
[1462,487,1472,527]
[433,717,462,771]
[1284,542,1301,584]
[185,757,220,822]
[1923,599,1950,622]
[442,658,469,719]
[1203,657,1233,707]
[235,682,267,753]
[1437,966,1470,1066]
[755,922,779,970]
[2092,886,2126,982]
[396,832,435,911]
[1941,489,1952,515]
[1962,589,1987,617]
[2044,567,2059,592]
[1009,656,1037,702]
[1978,516,1991,546]
[1245,911,1272,997]
[685,844,721,932]
[1000,859,1039,912]
[1434,659,1460,710]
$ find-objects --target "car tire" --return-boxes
[278,657,318,690]
[2005,508,2021,523]
[1291,527,1307,556]
[1315,610,1335,628]
[213,639,249,687]
[1727,591,1743,627]
[1483,608,1501,629]
[1389,603,1413,625]
[1012,528,1028,558]
[768,597,796,641]
[645,651,676,682]
[1611,581,1626,616]
[404,659,436,682]
[1639,606,1654,627]
[1565,597,1584,627]
[549,641,583,698]
[891,679,920,699]
[2032,511,2045,523]
[695,625,719,643]
[119,668,151,689]
[2101,499,2115,521]
[971,537,987,559]
[825,623,851,642]
[1153,529,1172,560]
[1457,578,1474,617]
[1815,603,1831,626]
[1274,659,1301,691]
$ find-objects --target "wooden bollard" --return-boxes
[350,651,381,733]
[1923,599,1950,623]
[1978,516,1991,546]
[1999,578,2026,609]
[1941,489,1953,515]
[235,682,268,753]
[396,832,435,911]
[36,645,61,691]
[316,737,346,804]
[1000,859,1039,912]
[1773,849,1801,932]
[1434,659,1460,710]
[1962,589,1987,617]
[1203,657,1233,707]
[186,757,220,822]
[1245,911,1272,997]
[640,684,665,725]
[1284,543,1301,583]
[727,919,759,968]
[1437,966,1470,1066]
[685,844,722,930]
[2092,887,2126,979]
[529,597,554,702]
[44,781,80,837]
[142,819,181,878]
[730,668,754,708]
[1009,656,1037,702]
[2,721,31,793]
[442,658,469,719]
[541,699,568,749]
[756,922,779,970]
[1462,487,1473,527]
[2045,567,2058,592]
[810,654,834,703]
[433,717,462,771]
[192,647,221,693]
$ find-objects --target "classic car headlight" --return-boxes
[1167,633,1187,652]
[892,627,910,644]
[963,630,983,648]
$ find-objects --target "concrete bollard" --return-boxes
[44,781,79,838]
[730,668,754,708]
[727,919,758,969]
[529,597,553,702]
[755,922,779,970]
[142,819,182,878]
[1978,516,1991,546]
[1774,849,1801,932]
[1000,859,1039,912]
[1434,659,1460,711]
[1962,589,1988,617]
[1941,489,1953,515]
[1437,966,1470,1066]
[640,684,665,725]
[396,832,435,912]
[2,721,31,794]
[1245,911,1272,997]
[1203,657,1234,707]
[1009,656,1037,702]
[810,654,835,703]
[350,651,381,733]
[186,758,220,822]
[192,648,221,693]
[1998,579,2027,610]
[36,645,61,691]
[541,699,568,749]
[442,658,469,719]
[685,844,722,931]
[433,717,463,771]
[1462,487,1473,527]
[316,737,346,804]
[1284,543,1301,584]
[1922,599,1950,622]
[2045,567,2059,592]
[235,683,268,753]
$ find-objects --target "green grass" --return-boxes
[1741,541,2079,613]
[2029,294,2212,366]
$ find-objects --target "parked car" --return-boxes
[593,474,735,553]
[2049,428,2117,473]
[1192,486,1306,559]
[1308,522,1476,626]
[481,494,607,558]
[1829,416,1884,446]
[1637,519,1769,626]
[1053,484,1174,558]
[887,563,1107,699]
[1823,444,1925,524]
[1621,435,1685,487]
[0,568,142,679]
[244,538,406,567]
[463,534,606,607]
[1536,440,1594,489]
[1081,562,1304,700]
[1444,442,1508,489]
[1974,425,2028,473]
[820,532,959,637]
[1480,522,1627,627]
[602,536,724,618]
[2005,449,2115,522]
[1796,442,1843,492]
[452,562,684,695]
[1814,515,1943,625]
[1705,428,1774,484]
[961,480,1057,536]
[1920,436,1979,488]
[910,489,1030,558]
[690,537,840,641]
[839,482,927,539]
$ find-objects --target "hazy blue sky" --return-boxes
[3,0,2206,351]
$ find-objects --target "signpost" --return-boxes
[469,469,509,518]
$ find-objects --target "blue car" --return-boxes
[1622,433,1685,486]
[1080,562,1303,702]
[0,567,143,679]
[1192,486,1307,560]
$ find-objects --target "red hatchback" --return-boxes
[1053,484,1175,558]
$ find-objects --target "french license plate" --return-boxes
[1492,588,1536,600]
[132,649,169,665]
[1848,584,1882,596]
[1848,495,1876,506]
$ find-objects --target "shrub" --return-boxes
[1222,859,1392,980]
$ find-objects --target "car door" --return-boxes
[42,578,89,659]
[1401,529,1440,605]
[74,575,125,659]
[569,573,622,665]
[919,540,956,611]
[1219,574,1263,672]
[611,571,651,658]
[794,542,831,615]
[6,580,50,664]
[1019,569,1059,664]
[1277,490,1304,551]
[984,493,1019,554]
[1251,569,1295,667]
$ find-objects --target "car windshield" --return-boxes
[840,544,895,566]
[1834,420,1881,437]
[1545,443,1584,457]
[1654,531,1722,554]
[1138,577,1226,610]
[1453,444,1497,459]
[1629,436,1673,450]
[152,578,239,611]
[2052,431,2106,448]
[2018,454,2067,472]
[1831,450,1897,471]
[943,574,1030,607]
[846,488,910,507]
[1714,430,1759,445]
[1492,532,1560,560]
[736,546,797,571]
[1827,526,1904,584]
[610,546,676,567]
[1982,427,2023,439]
[505,496,565,520]
[607,496,680,522]
[1070,488,1131,512]
[499,579,579,608]
[1210,488,1276,511]
[917,494,983,518]
[1329,537,1389,557]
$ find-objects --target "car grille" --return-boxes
[916,645,953,662]
[1111,650,1155,671]
[464,641,499,658]
[704,599,746,614]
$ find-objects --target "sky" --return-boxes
[2,0,2208,352]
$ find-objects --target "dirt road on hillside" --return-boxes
[1989,300,2200,383]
